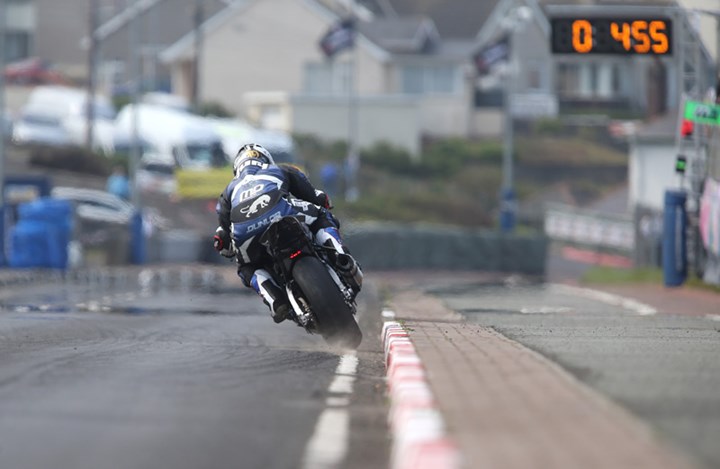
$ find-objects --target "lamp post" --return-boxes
[498,6,532,233]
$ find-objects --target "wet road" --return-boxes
[0,267,389,469]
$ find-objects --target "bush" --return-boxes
[421,138,503,176]
[361,142,415,174]
[28,145,112,176]
[534,118,564,135]
[196,101,234,118]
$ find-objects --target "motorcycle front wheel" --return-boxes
[292,256,362,349]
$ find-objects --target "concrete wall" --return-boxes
[419,95,473,138]
[344,225,548,275]
[155,225,549,276]
[290,94,421,156]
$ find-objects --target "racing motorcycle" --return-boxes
[258,215,363,349]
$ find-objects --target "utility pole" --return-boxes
[0,0,7,266]
[129,0,141,208]
[192,0,204,110]
[85,0,99,151]
[499,29,515,233]
[345,0,359,202]
[128,0,146,264]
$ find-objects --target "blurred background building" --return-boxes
[3,0,719,156]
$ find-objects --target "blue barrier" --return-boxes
[0,206,5,266]
[1,175,53,267]
[499,187,517,233]
[130,211,146,265]
[8,198,73,269]
[662,190,688,287]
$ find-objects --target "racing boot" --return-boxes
[251,269,291,323]
[315,227,363,295]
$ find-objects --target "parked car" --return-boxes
[3,57,68,86]
[136,155,178,195]
[12,111,73,147]
[51,186,134,225]
[50,186,171,231]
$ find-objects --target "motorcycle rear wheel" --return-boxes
[293,256,362,349]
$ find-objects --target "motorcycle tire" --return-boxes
[293,256,362,349]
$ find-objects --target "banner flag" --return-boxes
[473,35,510,76]
[319,19,355,59]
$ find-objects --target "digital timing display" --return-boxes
[551,17,672,55]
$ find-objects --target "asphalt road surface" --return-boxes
[0,267,389,469]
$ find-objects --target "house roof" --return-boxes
[159,0,392,64]
[159,0,255,63]
[90,0,229,63]
[376,0,501,39]
[358,16,440,54]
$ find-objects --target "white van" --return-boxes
[252,127,298,166]
[15,85,116,148]
[206,117,298,166]
[114,104,226,170]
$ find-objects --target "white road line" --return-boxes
[382,309,396,319]
[301,352,358,469]
[550,284,658,316]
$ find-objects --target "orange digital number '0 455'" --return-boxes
[551,17,672,55]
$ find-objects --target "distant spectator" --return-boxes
[107,165,130,200]
[320,162,340,198]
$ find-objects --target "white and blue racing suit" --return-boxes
[215,164,344,296]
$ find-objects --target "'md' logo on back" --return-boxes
[247,150,260,158]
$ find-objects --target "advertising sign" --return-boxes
[683,100,720,127]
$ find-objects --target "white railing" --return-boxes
[544,203,635,252]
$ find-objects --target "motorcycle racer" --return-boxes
[213,143,362,324]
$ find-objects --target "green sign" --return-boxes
[684,100,720,126]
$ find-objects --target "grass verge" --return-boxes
[581,266,720,294]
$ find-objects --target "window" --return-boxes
[525,61,546,91]
[401,65,458,95]
[303,61,351,95]
[557,63,580,96]
[556,61,621,99]
[4,31,31,62]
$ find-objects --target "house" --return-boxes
[158,0,497,155]
[2,0,229,88]
[8,0,718,155]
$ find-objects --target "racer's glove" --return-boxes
[322,193,333,210]
[214,227,235,258]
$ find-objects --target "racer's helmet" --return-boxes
[233,143,275,178]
